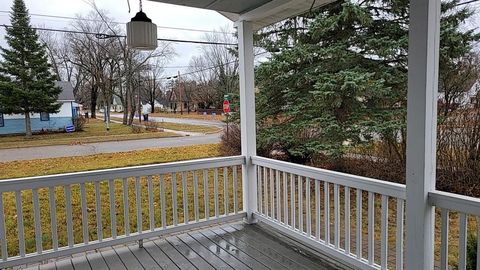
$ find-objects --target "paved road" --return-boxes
[111,113,226,128]
[0,134,221,162]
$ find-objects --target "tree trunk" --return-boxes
[128,107,135,125]
[25,112,32,138]
[122,108,128,125]
[118,85,128,125]
[90,85,98,119]
[128,89,136,125]
[106,103,111,131]
[126,78,132,125]
[150,100,155,113]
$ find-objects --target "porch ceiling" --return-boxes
[147,0,335,30]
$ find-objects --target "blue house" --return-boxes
[0,81,80,135]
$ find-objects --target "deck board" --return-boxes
[38,263,56,270]
[199,229,270,270]
[238,224,334,269]
[100,249,127,270]
[71,255,91,270]
[143,240,180,270]
[188,231,252,270]
[128,245,163,270]
[166,236,215,270]
[210,227,291,270]
[24,222,343,270]
[154,238,197,270]
[86,251,109,270]
[55,258,74,270]
[113,245,143,270]
[222,226,311,270]
[177,233,234,270]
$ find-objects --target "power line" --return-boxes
[0,23,268,78]
[1,24,237,46]
[161,65,191,69]
[160,51,270,79]
[0,10,235,35]
[455,0,480,6]
[0,23,268,79]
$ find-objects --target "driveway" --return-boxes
[0,134,221,162]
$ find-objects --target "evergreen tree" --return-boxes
[0,0,61,137]
[255,0,478,163]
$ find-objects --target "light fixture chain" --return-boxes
[139,0,143,11]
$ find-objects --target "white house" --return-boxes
[0,81,80,135]
[111,96,124,112]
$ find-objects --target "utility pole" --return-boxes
[178,70,183,115]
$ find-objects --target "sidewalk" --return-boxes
[0,134,221,162]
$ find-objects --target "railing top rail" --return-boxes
[0,156,245,192]
[252,156,406,199]
[429,190,480,216]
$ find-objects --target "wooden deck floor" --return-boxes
[22,222,346,270]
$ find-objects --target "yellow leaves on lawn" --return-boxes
[0,144,221,179]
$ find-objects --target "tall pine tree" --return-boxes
[255,0,478,163]
[0,0,61,137]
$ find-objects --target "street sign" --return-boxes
[223,100,230,113]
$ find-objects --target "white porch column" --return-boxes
[237,20,257,224]
[405,0,440,267]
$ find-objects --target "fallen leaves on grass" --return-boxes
[0,120,178,149]
[0,144,222,179]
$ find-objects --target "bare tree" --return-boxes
[143,59,165,113]
[40,29,86,101]
[439,52,480,118]
[188,55,218,108]
[67,6,174,124]
[68,10,118,119]
[187,26,238,108]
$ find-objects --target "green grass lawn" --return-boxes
[0,144,241,257]
[111,117,222,133]
[158,121,221,133]
[150,112,225,121]
[0,144,221,179]
[0,119,179,149]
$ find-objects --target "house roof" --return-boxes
[148,0,334,30]
[55,81,75,101]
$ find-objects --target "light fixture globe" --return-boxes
[126,11,157,50]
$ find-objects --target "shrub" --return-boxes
[220,124,241,156]
[131,125,142,134]
[144,120,161,132]
[220,123,292,159]
[437,107,480,197]
[466,232,477,270]
[73,116,87,131]
[453,232,478,270]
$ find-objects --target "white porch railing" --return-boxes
[0,156,245,268]
[1,154,479,269]
[430,191,480,270]
[252,156,406,270]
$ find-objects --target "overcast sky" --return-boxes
[0,0,234,78]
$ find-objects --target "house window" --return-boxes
[0,113,3,127]
[40,112,50,121]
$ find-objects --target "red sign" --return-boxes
[223,100,230,113]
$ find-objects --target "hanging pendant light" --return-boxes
[126,0,157,50]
